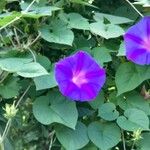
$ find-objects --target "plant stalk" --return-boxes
[0,84,31,145]
[124,0,144,17]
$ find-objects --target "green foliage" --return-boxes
[134,0,150,7]
[117,108,149,131]
[0,58,48,78]
[98,102,119,121]
[93,46,112,66]
[59,13,90,30]
[34,73,57,90]
[21,2,60,18]
[0,76,20,99]
[39,20,74,46]
[0,0,149,149]
[137,133,150,150]
[90,22,124,39]
[89,91,105,109]
[93,12,133,24]
[33,92,78,129]
[117,41,125,56]
[55,122,89,150]
[88,122,121,150]
[116,62,150,95]
[117,91,150,115]
[0,12,21,26]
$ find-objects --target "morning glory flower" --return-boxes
[55,51,106,101]
[124,16,150,65]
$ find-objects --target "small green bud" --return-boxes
[88,0,94,4]
[132,128,142,141]
[3,102,18,119]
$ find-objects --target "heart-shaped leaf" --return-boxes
[88,122,121,150]
[117,108,149,131]
[98,102,119,121]
[39,20,74,46]
[33,91,78,129]
[90,22,124,39]
[55,122,89,150]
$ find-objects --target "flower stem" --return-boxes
[121,129,126,150]
[0,119,12,144]
[27,33,41,48]
[0,134,4,150]
[0,72,9,84]
[0,143,4,150]
[15,84,31,108]
[124,0,144,17]
[0,84,31,145]
[0,0,36,31]
[131,140,136,150]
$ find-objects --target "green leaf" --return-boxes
[88,91,105,109]
[94,13,133,24]
[117,91,150,115]
[70,0,98,8]
[93,46,112,66]
[36,54,51,71]
[55,122,89,150]
[39,20,74,46]
[88,122,121,150]
[59,13,90,30]
[134,0,150,7]
[33,72,57,91]
[82,143,98,150]
[21,2,60,18]
[90,22,124,39]
[98,102,119,121]
[0,12,21,27]
[0,0,6,12]
[0,77,20,99]
[117,108,149,131]
[137,133,150,150]
[23,131,39,143]
[0,58,48,78]
[114,6,139,20]
[115,62,150,95]
[117,41,125,56]
[33,92,78,129]
[17,62,48,78]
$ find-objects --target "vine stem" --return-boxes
[131,140,136,150]
[0,84,31,145]
[23,0,36,13]
[25,33,41,62]
[0,72,9,84]
[13,28,21,47]
[27,33,41,47]
[4,28,16,47]
[49,131,56,150]
[0,0,37,31]
[0,119,12,144]
[15,84,31,108]
[27,48,37,62]
[0,17,21,31]
[124,0,144,17]
[0,134,4,150]
[121,129,126,150]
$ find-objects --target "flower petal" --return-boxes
[124,16,150,65]
[55,50,106,101]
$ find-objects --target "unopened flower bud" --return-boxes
[132,129,142,141]
[3,102,18,119]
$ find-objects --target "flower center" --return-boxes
[72,71,87,87]
[143,38,150,51]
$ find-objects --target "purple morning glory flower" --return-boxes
[55,51,106,101]
[124,16,150,65]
